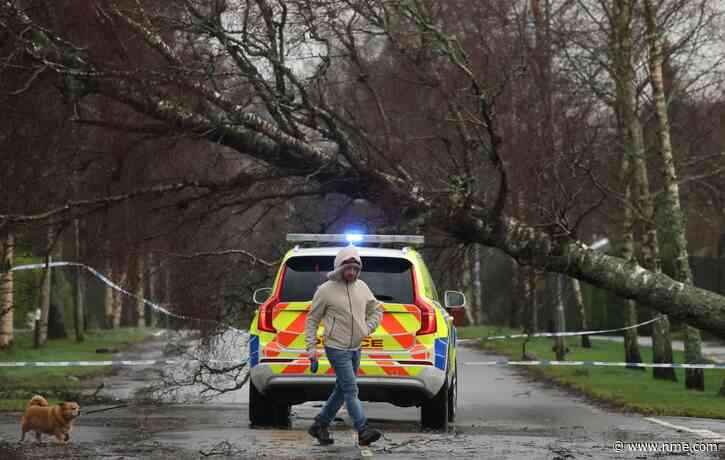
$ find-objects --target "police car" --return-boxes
[248,234,465,430]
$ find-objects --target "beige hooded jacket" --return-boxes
[304,246,384,352]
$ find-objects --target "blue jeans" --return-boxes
[316,347,366,432]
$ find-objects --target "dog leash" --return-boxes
[81,404,128,415]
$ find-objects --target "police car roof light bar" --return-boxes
[286,234,424,245]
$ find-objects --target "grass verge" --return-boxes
[0,328,152,410]
[459,325,725,419]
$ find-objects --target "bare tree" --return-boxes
[643,0,704,391]
[0,232,13,348]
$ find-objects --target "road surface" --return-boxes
[0,336,723,459]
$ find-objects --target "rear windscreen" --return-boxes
[279,256,414,304]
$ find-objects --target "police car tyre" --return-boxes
[420,379,448,430]
[448,368,457,423]
[249,382,291,427]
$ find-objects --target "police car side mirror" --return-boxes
[253,287,273,305]
[444,290,466,309]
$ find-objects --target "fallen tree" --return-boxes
[1,1,724,339]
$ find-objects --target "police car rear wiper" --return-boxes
[374,294,395,301]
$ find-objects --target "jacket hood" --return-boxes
[327,246,362,281]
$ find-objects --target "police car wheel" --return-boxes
[273,403,292,428]
[249,383,291,428]
[420,380,449,431]
[448,368,457,423]
[249,382,274,426]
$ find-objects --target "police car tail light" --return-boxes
[259,266,287,333]
[415,297,437,335]
[411,267,436,335]
[258,296,278,333]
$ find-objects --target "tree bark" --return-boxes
[462,247,476,326]
[112,267,126,329]
[473,244,483,324]
[104,259,114,329]
[48,244,67,340]
[135,255,145,328]
[644,0,704,391]
[633,126,676,380]
[148,252,157,328]
[552,273,567,360]
[36,229,54,347]
[73,217,84,342]
[0,233,14,348]
[569,277,590,348]
[522,266,533,333]
[164,265,172,329]
[529,268,539,333]
[719,235,725,395]
[611,0,643,368]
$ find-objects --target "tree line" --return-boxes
[1,0,724,395]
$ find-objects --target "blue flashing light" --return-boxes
[345,233,363,243]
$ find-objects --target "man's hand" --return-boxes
[308,348,319,361]
[308,348,319,373]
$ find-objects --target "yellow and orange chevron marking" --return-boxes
[260,302,433,377]
[264,303,424,355]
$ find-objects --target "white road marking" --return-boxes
[644,417,725,443]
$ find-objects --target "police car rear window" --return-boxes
[279,256,415,304]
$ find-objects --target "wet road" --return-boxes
[0,338,723,459]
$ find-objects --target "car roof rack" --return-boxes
[286,233,424,247]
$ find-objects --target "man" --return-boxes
[304,245,384,446]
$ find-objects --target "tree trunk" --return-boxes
[611,0,642,368]
[135,255,145,328]
[615,139,642,366]
[719,235,725,395]
[623,299,644,369]
[529,269,539,333]
[104,260,114,329]
[521,266,533,334]
[473,244,483,324]
[547,272,567,360]
[0,233,14,348]
[112,269,126,329]
[462,247,476,325]
[633,127,676,380]
[36,229,54,347]
[48,244,67,340]
[570,277,590,348]
[111,257,127,329]
[644,0,704,391]
[73,217,84,342]
[510,262,520,329]
[652,314,677,381]
[164,265,172,329]
[148,252,157,328]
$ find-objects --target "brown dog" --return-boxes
[20,395,81,444]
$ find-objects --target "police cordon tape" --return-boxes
[1,357,724,369]
[0,359,244,367]
[10,261,245,334]
[479,316,662,340]
[462,360,725,369]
